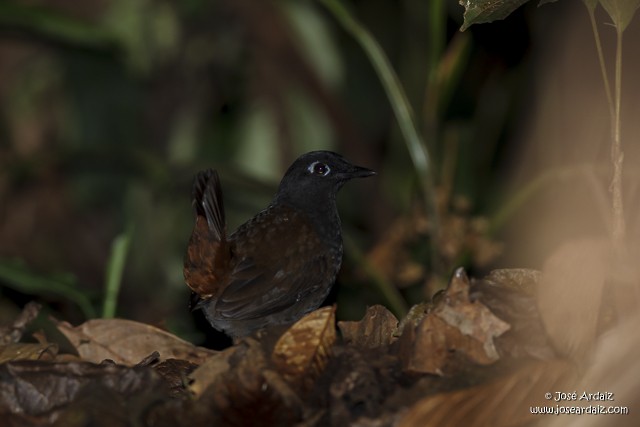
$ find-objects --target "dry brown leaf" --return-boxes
[153,358,199,398]
[474,270,556,360]
[400,268,510,375]
[0,361,165,420]
[397,360,576,427]
[538,238,608,359]
[0,302,42,345]
[400,316,464,375]
[188,345,239,397]
[338,305,398,349]
[271,306,337,392]
[436,269,510,359]
[201,338,304,426]
[327,346,399,426]
[396,302,430,337]
[0,343,58,363]
[54,318,215,366]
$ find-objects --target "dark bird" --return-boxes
[184,151,375,337]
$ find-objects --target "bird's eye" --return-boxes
[308,161,331,176]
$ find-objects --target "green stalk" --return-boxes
[427,0,445,79]
[424,0,445,167]
[0,260,97,319]
[319,0,438,229]
[586,7,614,121]
[101,225,133,318]
[610,27,625,250]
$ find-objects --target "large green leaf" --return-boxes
[600,0,640,31]
[459,0,529,30]
[459,0,561,31]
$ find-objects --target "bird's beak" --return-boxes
[347,165,376,179]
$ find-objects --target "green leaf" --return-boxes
[459,0,563,30]
[0,259,96,319]
[459,0,529,31]
[600,0,640,31]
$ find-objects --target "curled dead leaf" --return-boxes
[271,306,337,392]
[400,268,510,375]
[395,302,430,337]
[475,270,556,360]
[338,305,398,349]
[0,302,42,345]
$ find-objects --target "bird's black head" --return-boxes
[274,151,375,211]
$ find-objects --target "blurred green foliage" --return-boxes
[0,0,533,344]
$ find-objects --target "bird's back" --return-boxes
[204,203,342,336]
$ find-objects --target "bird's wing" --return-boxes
[216,254,330,319]
[214,206,334,320]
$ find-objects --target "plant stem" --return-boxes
[611,28,625,252]
[0,260,97,319]
[424,0,445,166]
[587,7,615,122]
[319,0,438,232]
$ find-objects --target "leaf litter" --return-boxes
[0,264,628,426]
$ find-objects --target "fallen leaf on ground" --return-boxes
[0,343,58,363]
[0,360,166,423]
[0,302,42,345]
[400,268,510,375]
[327,345,399,426]
[474,269,556,360]
[338,305,398,349]
[153,358,199,398]
[54,318,215,366]
[202,338,304,426]
[188,345,238,397]
[272,306,337,392]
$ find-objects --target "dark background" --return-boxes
[1,0,636,346]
